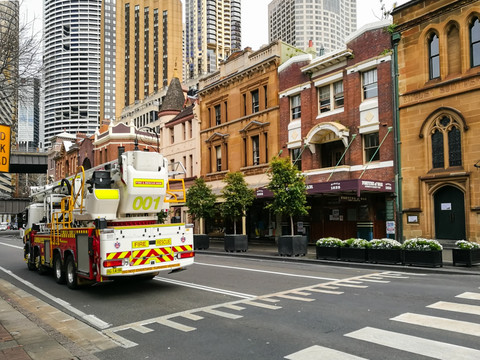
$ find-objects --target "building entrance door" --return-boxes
[434,185,466,240]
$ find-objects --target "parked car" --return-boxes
[0,222,9,231]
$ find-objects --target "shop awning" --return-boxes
[256,179,395,198]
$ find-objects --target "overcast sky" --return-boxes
[21,0,408,51]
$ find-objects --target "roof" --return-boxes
[159,77,185,112]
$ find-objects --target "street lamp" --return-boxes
[136,126,160,152]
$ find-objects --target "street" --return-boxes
[1,233,480,359]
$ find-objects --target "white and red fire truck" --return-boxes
[22,150,194,289]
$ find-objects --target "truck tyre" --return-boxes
[65,256,78,290]
[53,255,66,284]
[26,246,36,271]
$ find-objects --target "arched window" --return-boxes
[431,115,462,169]
[470,17,480,68]
[428,33,440,79]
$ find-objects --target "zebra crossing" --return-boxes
[285,288,480,359]
[102,271,415,348]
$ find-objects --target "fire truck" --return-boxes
[22,150,194,289]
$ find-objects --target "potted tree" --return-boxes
[186,177,217,250]
[265,157,310,256]
[221,172,255,252]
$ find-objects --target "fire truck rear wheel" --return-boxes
[53,255,66,284]
[66,256,78,290]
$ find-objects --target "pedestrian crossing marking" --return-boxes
[202,308,243,319]
[345,327,480,359]
[428,301,480,316]
[456,292,480,301]
[392,312,480,337]
[308,288,344,295]
[284,345,368,360]
[275,294,315,302]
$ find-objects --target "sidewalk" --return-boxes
[1,239,479,360]
[198,238,480,275]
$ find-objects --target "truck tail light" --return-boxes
[103,260,123,268]
[179,251,194,259]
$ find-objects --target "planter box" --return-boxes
[368,249,403,265]
[404,250,443,267]
[224,234,248,252]
[316,246,340,260]
[339,247,368,262]
[278,235,308,256]
[194,234,210,250]
[452,248,480,267]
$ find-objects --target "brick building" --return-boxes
[392,0,480,243]
[266,20,396,241]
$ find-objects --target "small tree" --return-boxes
[186,177,217,234]
[265,157,310,236]
[221,172,255,235]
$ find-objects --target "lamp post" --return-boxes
[137,126,160,152]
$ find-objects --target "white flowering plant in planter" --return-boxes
[343,238,370,249]
[316,237,343,248]
[369,238,402,250]
[455,240,480,250]
[402,238,443,251]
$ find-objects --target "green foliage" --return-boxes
[221,172,255,234]
[316,237,343,248]
[403,238,443,251]
[455,240,480,250]
[157,210,169,224]
[343,238,370,249]
[370,238,402,250]
[186,177,217,221]
[265,157,310,235]
[387,24,397,34]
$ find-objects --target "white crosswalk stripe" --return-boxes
[456,292,480,300]
[345,327,480,359]
[284,345,368,360]
[428,301,480,315]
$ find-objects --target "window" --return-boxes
[431,115,462,169]
[291,147,302,170]
[320,140,345,168]
[291,94,301,119]
[264,85,268,108]
[319,86,330,113]
[170,128,174,144]
[318,80,344,113]
[251,89,259,113]
[214,104,221,125]
[243,93,247,115]
[252,135,260,165]
[470,17,480,68]
[362,69,378,99]
[215,145,222,171]
[364,132,380,162]
[429,33,440,79]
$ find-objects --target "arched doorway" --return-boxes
[434,185,466,240]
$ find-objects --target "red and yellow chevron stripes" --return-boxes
[106,245,193,266]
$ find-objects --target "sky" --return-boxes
[20,0,408,51]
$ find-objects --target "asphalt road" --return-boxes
[2,233,480,359]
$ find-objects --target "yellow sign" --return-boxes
[133,178,164,187]
[132,240,149,248]
[0,125,11,173]
[156,238,172,246]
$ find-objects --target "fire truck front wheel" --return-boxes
[53,255,66,284]
[34,248,48,275]
[65,256,78,290]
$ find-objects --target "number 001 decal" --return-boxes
[133,196,162,210]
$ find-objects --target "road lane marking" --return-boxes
[427,301,480,316]
[308,288,344,295]
[154,277,256,299]
[202,308,243,319]
[194,261,339,281]
[243,300,282,310]
[392,312,480,336]
[335,283,368,288]
[0,241,22,249]
[345,327,480,359]
[285,345,368,360]
[0,265,111,329]
[457,292,480,301]
[275,294,315,302]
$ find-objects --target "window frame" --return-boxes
[215,145,222,172]
[251,89,259,113]
[470,17,480,68]
[252,135,260,166]
[430,115,462,170]
[362,68,378,99]
[291,94,301,119]
[214,104,221,126]
[428,33,440,79]
[363,132,380,163]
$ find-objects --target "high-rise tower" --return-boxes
[268,0,357,54]
[184,0,241,80]
[43,0,103,146]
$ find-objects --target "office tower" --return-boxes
[268,0,357,54]
[184,0,241,80]
[43,0,102,147]
[18,78,40,151]
[113,0,183,120]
